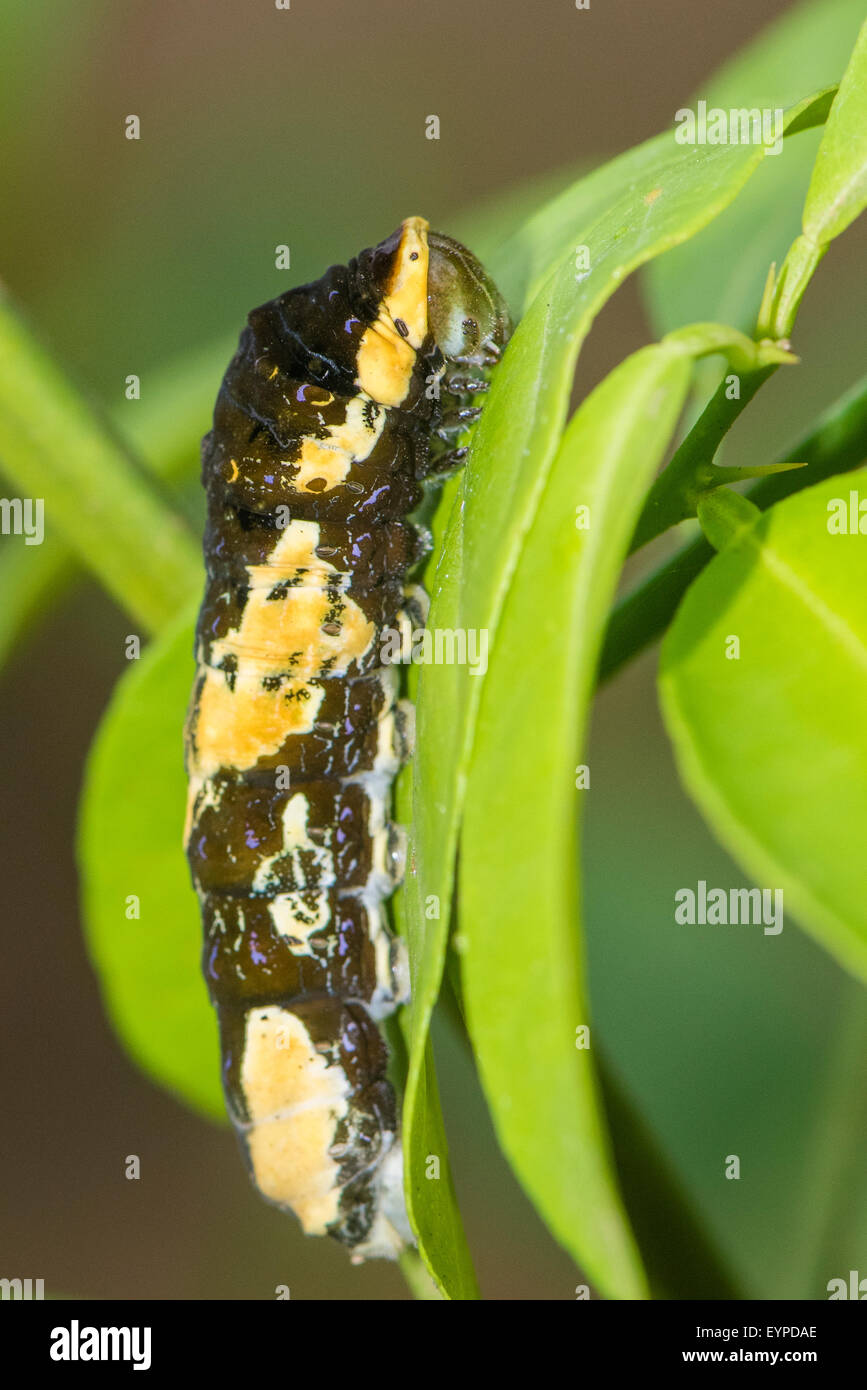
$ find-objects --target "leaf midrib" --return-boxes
[742,524,867,674]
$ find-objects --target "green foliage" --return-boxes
[396,84,842,1296]
[802,17,867,244]
[460,340,694,1301]
[759,18,867,338]
[644,0,866,337]
[660,473,867,982]
[78,605,223,1121]
[601,372,867,680]
[2,0,866,1304]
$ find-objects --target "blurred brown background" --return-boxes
[2,0,866,1300]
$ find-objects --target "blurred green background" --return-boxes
[1,0,866,1300]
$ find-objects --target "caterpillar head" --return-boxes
[426,230,512,369]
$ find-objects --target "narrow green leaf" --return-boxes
[401,91,832,1262]
[490,83,827,326]
[78,605,223,1120]
[485,148,644,316]
[460,341,692,1299]
[644,138,823,339]
[0,290,201,633]
[803,19,867,245]
[659,468,867,983]
[451,161,589,302]
[391,642,479,1299]
[398,1032,479,1300]
[761,21,867,338]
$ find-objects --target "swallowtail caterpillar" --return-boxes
[184,217,511,1258]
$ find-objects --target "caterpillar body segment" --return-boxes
[184,217,510,1258]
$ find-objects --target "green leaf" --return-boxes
[399,88,834,1277]
[398,1032,479,1300]
[644,136,824,340]
[0,291,201,634]
[803,19,867,246]
[460,341,697,1298]
[487,78,825,327]
[451,160,590,305]
[487,82,826,326]
[391,660,479,1299]
[485,152,638,316]
[644,0,864,336]
[78,604,223,1121]
[659,469,867,983]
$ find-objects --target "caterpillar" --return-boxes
[183,216,510,1259]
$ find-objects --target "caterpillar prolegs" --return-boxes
[183,217,511,1259]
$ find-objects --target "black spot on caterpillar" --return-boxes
[183,217,510,1259]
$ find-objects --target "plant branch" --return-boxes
[398,1248,444,1300]
[0,290,201,634]
[600,373,867,681]
[597,1050,744,1300]
[800,979,867,1293]
[628,364,778,555]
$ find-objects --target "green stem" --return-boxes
[800,980,867,1295]
[600,373,867,681]
[0,337,228,680]
[597,1051,744,1300]
[628,365,777,554]
[399,1248,444,1300]
[0,290,201,634]
[441,969,740,1299]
